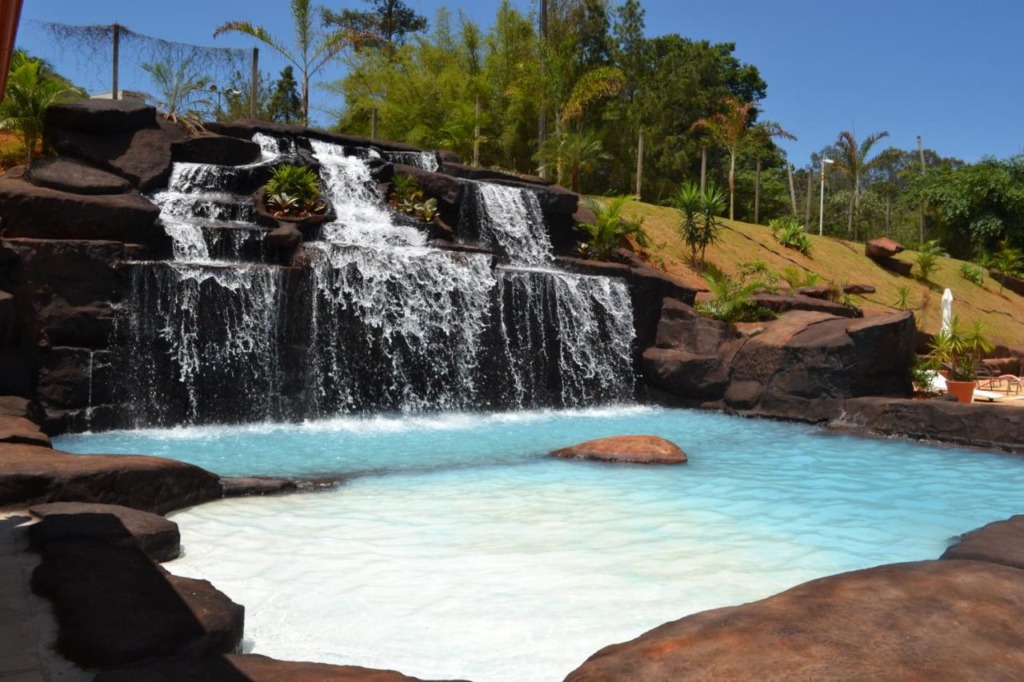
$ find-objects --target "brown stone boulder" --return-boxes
[45,99,158,135]
[0,444,222,514]
[0,395,43,421]
[220,476,299,498]
[0,289,13,346]
[941,515,1024,569]
[552,435,687,464]
[171,134,262,166]
[750,293,859,318]
[564,560,1024,681]
[991,271,1024,297]
[391,163,464,206]
[25,157,133,195]
[838,397,1024,453]
[0,176,160,242]
[29,502,181,562]
[0,415,50,446]
[95,653,471,682]
[865,237,905,260]
[842,283,876,295]
[32,540,244,668]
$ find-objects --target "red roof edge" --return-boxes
[0,0,25,101]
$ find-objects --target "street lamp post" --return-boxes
[818,158,834,236]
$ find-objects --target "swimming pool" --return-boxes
[55,406,1024,681]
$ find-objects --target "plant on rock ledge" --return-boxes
[389,173,438,222]
[264,164,326,218]
[696,263,776,324]
[578,196,650,262]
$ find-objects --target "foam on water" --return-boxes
[55,407,1024,681]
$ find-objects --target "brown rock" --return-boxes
[0,415,50,446]
[875,256,914,277]
[32,541,243,668]
[0,176,160,242]
[751,293,859,318]
[29,502,181,562]
[266,223,303,249]
[171,134,262,166]
[641,348,730,402]
[794,284,831,299]
[551,435,687,464]
[991,271,1024,297]
[0,289,14,346]
[865,236,905,259]
[0,395,42,421]
[0,444,222,514]
[26,157,133,195]
[941,515,1024,569]
[565,560,1024,681]
[220,476,298,498]
[45,99,158,135]
[842,283,876,295]
[95,653,471,682]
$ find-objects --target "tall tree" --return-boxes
[268,66,302,123]
[745,121,796,224]
[215,0,357,125]
[690,96,759,221]
[322,0,427,54]
[832,129,889,240]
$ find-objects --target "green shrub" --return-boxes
[578,196,649,261]
[672,182,725,264]
[389,173,439,223]
[770,217,812,255]
[696,264,776,323]
[779,265,819,291]
[959,263,984,285]
[915,240,944,281]
[266,164,320,203]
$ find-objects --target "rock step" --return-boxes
[29,502,181,562]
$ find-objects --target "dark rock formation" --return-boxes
[95,654,470,682]
[441,161,554,187]
[32,540,243,668]
[29,501,181,562]
[749,293,859,318]
[266,224,303,249]
[0,444,222,514]
[865,237,905,260]
[220,476,298,498]
[0,415,50,446]
[0,176,160,242]
[45,101,189,192]
[842,283,876,295]
[209,119,424,153]
[874,256,914,277]
[171,134,262,166]
[793,284,831,299]
[837,397,1024,452]
[552,435,687,464]
[26,157,133,195]
[942,515,1024,570]
[391,163,464,206]
[991,271,1024,297]
[565,560,1024,681]
[644,303,915,422]
[0,289,13,345]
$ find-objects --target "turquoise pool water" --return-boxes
[54,407,1024,681]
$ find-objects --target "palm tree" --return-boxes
[580,195,649,261]
[832,129,889,240]
[215,0,358,125]
[0,52,82,164]
[747,121,796,225]
[537,129,610,192]
[690,96,757,221]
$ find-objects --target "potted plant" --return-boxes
[255,164,330,233]
[928,316,994,403]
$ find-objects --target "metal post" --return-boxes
[250,47,259,119]
[111,23,120,101]
[819,158,833,236]
[635,128,643,199]
[787,163,798,215]
[473,95,480,167]
[370,107,378,140]
[700,146,707,193]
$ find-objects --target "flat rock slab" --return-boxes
[0,395,41,421]
[171,135,262,166]
[95,653,471,681]
[45,99,157,134]
[220,476,298,498]
[32,540,243,669]
[865,236,905,259]
[29,502,181,562]
[26,157,133,195]
[0,444,222,514]
[942,515,1024,570]
[552,435,687,464]
[0,415,50,447]
[566,559,1024,681]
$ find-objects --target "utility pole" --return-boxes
[473,95,481,167]
[918,134,926,243]
[700,146,707,193]
[111,23,120,100]
[537,0,548,179]
[787,163,798,215]
[250,47,259,119]
[635,128,643,199]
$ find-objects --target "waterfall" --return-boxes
[384,151,440,172]
[108,133,637,428]
[461,181,552,265]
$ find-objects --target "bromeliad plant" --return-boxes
[390,173,438,223]
[264,164,326,218]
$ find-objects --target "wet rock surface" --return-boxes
[552,435,687,464]
[565,560,1024,681]
[29,501,181,562]
[941,515,1024,570]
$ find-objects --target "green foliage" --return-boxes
[268,66,303,123]
[830,129,889,241]
[264,164,324,217]
[0,51,84,164]
[536,129,611,192]
[142,57,212,123]
[929,316,993,382]
[770,217,811,255]
[578,196,649,261]
[959,263,984,285]
[909,354,939,394]
[892,285,912,310]
[696,263,775,323]
[738,261,778,291]
[915,239,944,281]
[779,265,818,290]
[322,0,429,52]
[672,182,724,264]
[389,173,438,222]
[992,245,1022,293]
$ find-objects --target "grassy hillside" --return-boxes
[617,199,1024,349]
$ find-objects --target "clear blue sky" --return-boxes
[15,0,1024,166]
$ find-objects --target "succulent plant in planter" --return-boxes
[389,173,438,223]
[263,164,326,219]
[928,315,994,402]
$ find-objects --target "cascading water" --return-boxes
[384,150,440,172]
[111,132,636,427]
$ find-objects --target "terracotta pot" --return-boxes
[945,379,975,403]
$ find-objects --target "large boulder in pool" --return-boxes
[95,653,472,681]
[0,444,222,514]
[564,560,1024,681]
[32,540,244,668]
[551,435,687,464]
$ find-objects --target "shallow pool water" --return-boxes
[55,407,1024,682]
